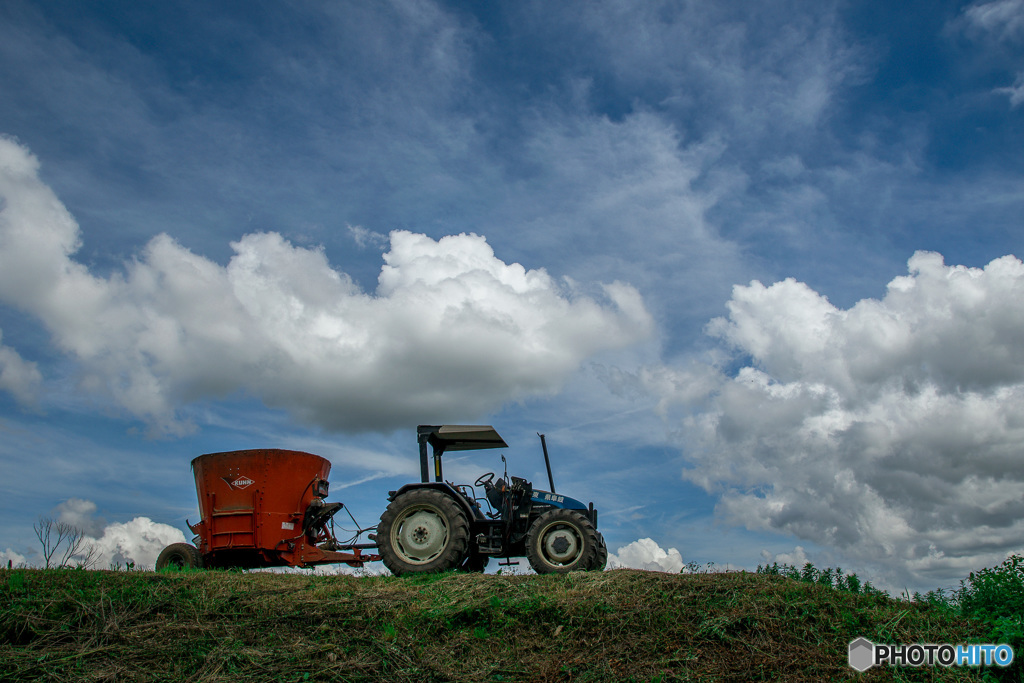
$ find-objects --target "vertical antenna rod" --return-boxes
[538,433,556,493]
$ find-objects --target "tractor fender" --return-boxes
[388,482,484,522]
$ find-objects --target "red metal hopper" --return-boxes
[180,448,378,569]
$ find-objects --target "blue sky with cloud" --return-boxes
[1,0,1022,590]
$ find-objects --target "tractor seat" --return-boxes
[486,478,508,510]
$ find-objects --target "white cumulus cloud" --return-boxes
[996,72,1024,108]
[0,136,652,434]
[0,329,41,406]
[607,537,685,573]
[88,517,187,570]
[27,498,186,570]
[760,546,810,569]
[1,547,27,568]
[642,251,1024,587]
[963,0,1024,41]
[55,497,106,538]
[958,0,1024,106]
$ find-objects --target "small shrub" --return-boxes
[956,555,1024,621]
[755,561,882,596]
[953,554,1024,681]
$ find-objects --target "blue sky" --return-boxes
[1,0,1022,591]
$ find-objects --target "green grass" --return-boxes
[1,565,1000,682]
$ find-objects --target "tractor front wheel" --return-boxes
[526,509,598,574]
[155,543,203,571]
[377,489,470,575]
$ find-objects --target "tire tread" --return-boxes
[377,489,470,575]
[155,543,203,571]
[525,509,599,574]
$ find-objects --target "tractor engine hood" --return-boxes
[530,489,588,511]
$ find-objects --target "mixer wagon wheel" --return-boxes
[525,509,598,574]
[377,489,470,575]
[155,543,203,571]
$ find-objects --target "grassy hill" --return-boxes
[0,566,997,682]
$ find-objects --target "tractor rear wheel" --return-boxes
[155,543,203,571]
[377,489,470,575]
[588,532,608,571]
[526,509,598,574]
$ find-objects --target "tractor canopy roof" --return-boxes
[418,425,508,453]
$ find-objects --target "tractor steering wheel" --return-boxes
[475,472,495,487]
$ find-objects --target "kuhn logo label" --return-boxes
[223,475,254,490]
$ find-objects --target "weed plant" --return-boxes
[755,561,884,596]
[758,557,1024,682]
[952,555,1024,682]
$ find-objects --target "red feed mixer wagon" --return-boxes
[155,448,380,570]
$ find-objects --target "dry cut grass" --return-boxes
[1,566,991,682]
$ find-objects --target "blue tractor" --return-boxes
[372,425,607,575]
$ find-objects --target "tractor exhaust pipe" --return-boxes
[538,433,556,494]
